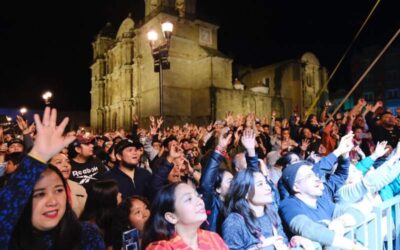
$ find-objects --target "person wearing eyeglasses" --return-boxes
[279,133,367,250]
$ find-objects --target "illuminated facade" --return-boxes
[90,0,327,131]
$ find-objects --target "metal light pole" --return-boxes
[147,21,173,117]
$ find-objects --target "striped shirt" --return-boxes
[145,229,228,250]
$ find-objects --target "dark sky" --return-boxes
[0,0,398,111]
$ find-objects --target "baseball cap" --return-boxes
[114,139,143,155]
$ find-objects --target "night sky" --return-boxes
[0,0,398,111]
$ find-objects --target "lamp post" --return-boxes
[147,21,173,117]
[20,107,27,118]
[42,91,52,105]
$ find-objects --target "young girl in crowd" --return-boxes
[49,152,87,217]
[110,195,151,250]
[142,182,228,250]
[0,107,106,249]
[223,169,317,250]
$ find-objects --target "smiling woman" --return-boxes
[0,107,106,249]
[31,167,67,231]
[142,182,229,250]
[223,169,318,250]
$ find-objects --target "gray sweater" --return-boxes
[222,212,288,250]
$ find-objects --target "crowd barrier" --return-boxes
[336,195,400,250]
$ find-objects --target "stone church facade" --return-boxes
[90,0,328,131]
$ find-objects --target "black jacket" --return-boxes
[102,165,153,201]
[199,150,260,234]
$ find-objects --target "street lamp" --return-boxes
[147,21,174,117]
[20,107,27,116]
[42,91,52,105]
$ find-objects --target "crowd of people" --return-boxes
[0,98,399,250]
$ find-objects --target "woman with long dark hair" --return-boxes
[200,127,260,234]
[141,182,228,250]
[0,107,105,249]
[223,169,316,250]
[80,179,122,248]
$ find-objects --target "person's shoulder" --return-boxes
[225,212,243,220]
[136,167,152,177]
[279,196,305,214]
[101,166,121,178]
[69,159,81,167]
[67,179,86,192]
[92,157,106,166]
[145,240,174,250]
[80,221,101,234]
[279,197,308,222]
[79,222,106,249]
[199,228,220,237]
[279,196,298,207]
[223,212,245,227]
[198,229,228,248]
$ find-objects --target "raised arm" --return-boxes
[241,128,259,171]
[200,127,231,194]
[0,107,75,246]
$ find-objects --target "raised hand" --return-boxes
[236,114,245,126]
[365,104,373,112]
[300,139,310,152]
[132,115,139,125]
[157,116,164,128]
[354,145,366,160]
[150,125,158,135]
[241,128,256,156]
[149,116,155,125]
[217,127,232,150]
[225,111,234,127]
[334,131,354,157]
[372,100,383,112]
[245,112,255,128]
[29,107,75,162]
[357,98,367,107]
[256,235,287,250]
[16,115,28,132]
[282,118,289,128]
[206,122,213,132]
[168,144,183,160]
[371,141,389,160]
[233,126,243,145]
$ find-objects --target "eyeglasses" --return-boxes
[295,172,320,183]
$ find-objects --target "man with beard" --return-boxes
[367,111,400,149]
[102,139,153,200]
[365,101,400,149]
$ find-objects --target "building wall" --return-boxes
[90,6,327,131]
[240,54,327,118]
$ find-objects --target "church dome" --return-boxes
[116,14,135,39]
[301,52,320,66]
[99,22,116,38]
